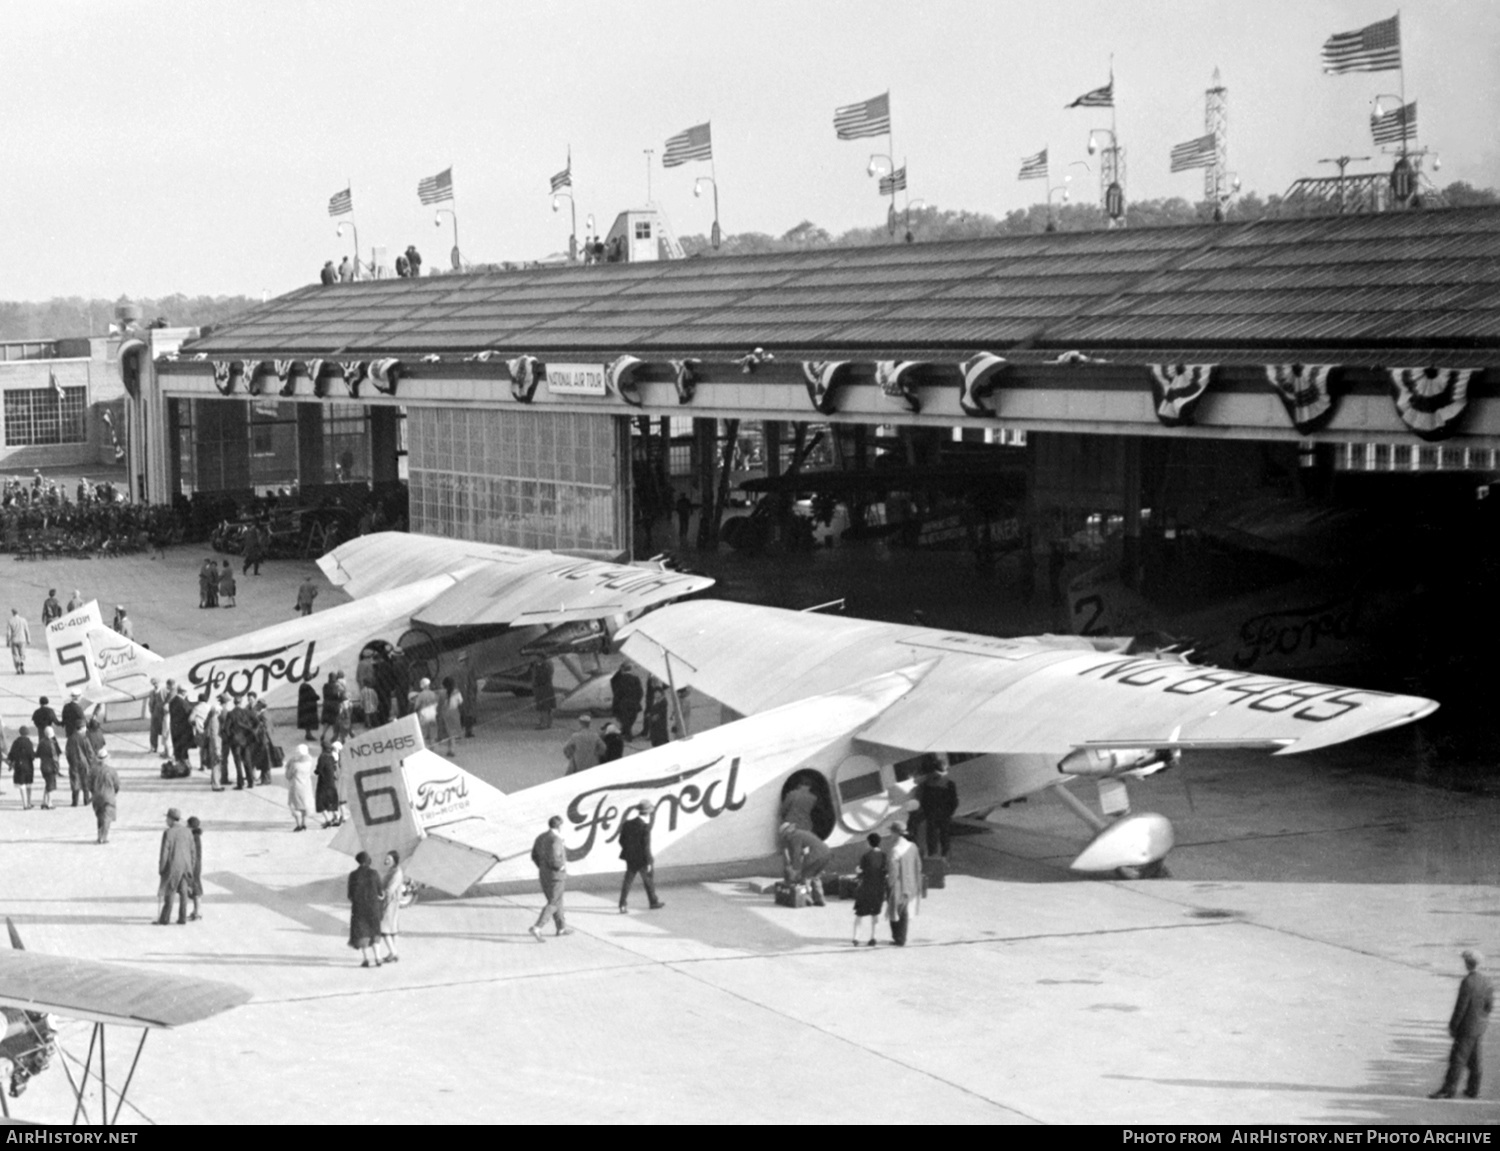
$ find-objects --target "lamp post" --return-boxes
[693,176,721,249]
[434,207,460,271]
[1087,128,1125,224]
[867,152,899,235]
[335,220,361,279]
[644,149,655,203]
[552,190,578,262]
[1211,172,1242,222]
[903,198,928,244]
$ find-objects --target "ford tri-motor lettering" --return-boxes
[564,756,746,861]
[413,774,469,814]
[187,641,320,698]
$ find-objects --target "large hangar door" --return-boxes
[406,406,629,555]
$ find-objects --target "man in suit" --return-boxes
[528,816,572,940]
[618,803,665,913]
[1431,950,1494,1099]
[609,662,644,740]
[562,714,605,775]
[148,678,170,754]
[917,761,960,859]
[885,822,923,947]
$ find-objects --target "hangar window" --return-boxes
[2,385,86,446]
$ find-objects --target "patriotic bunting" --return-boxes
[1388,367,1478,441]
[210,360,239,395]
[508,356,541,403]
[1264,364,1339,435]
[608,355,645,407]
[801,362,852,415]
[339,361,369,397]
[875,361,923,414]
[1148,364,1216,427]
[242,362,267,395]
[367,358,402,396]
[100,408,125,462]
[958,353,1007,418]
[671,359,701,404]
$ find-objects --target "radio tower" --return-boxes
[1205,68,1228,208]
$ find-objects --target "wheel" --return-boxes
[1116,860,1170,880]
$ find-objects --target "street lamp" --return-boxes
[335,220,360,279]
[552,190,578,262]
[434,207,461,271]
[1045,182,1071,232]
[693,176,721,250]
[903,198,928,244]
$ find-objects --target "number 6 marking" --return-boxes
[353,766,402,826]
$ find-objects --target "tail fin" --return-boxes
[45,600,161,699]
[333,715,507,861]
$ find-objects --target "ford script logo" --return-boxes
[564,756,746,862]
[188,640,321,698]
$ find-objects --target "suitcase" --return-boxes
[774,881,810,909]
[923,856,947,891]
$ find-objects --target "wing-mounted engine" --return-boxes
[1057,744,1179,780]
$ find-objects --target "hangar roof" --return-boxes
[183,206,1500,366]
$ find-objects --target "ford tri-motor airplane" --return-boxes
[42,532,713,714]
[330,599,1437,882]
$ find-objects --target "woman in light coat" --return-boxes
[379,850,404,963]
[284,743,316,831]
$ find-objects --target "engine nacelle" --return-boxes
[1057,746,1174,779]
[1069,812,1174,872]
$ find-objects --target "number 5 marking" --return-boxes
[55,641,91,689]
[353,766,402,826]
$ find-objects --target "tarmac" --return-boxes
[0,545,1496,1126]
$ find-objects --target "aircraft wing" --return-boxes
[320,532,713,628]
[0,949,250,1029]
[619,600,1438,757]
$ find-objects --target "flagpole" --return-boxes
[1397,10,1407,163]
[887,92,897,237]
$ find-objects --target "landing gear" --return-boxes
[1116,860,1170,880]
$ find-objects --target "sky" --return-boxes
[1,0,1496,301]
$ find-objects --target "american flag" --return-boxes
[1017,148,1048,181]
[662,122,712,168]
[550,154,572,193]
[1371,99,1417,145]
[834,92,890,140]
[878,166,907,195]
[417,167,454,205]
[1066,78,1113,109]
[1169,133,1218,173]
[327,187,352,217]
[1322,14,1401,74]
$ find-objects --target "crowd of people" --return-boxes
[1,473,183,557]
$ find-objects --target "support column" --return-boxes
[1121,435,1142,591]
[368,407,400,486]
[297,403,325,490]
[694,418,716,549]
